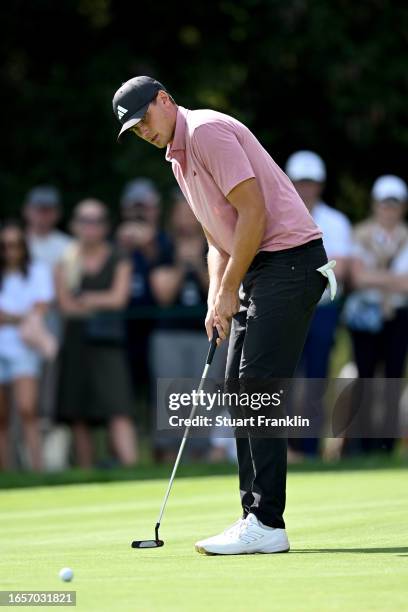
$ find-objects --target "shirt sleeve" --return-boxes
[192,122,256,197]
[31,262,55,304]
[328,216,353,258]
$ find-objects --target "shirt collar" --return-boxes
[165,106,189,170]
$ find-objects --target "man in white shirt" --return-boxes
[285,151,352,456]
[23,186,72,433]
[24,185,72,270]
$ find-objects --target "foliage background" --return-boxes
[1,0,407,222]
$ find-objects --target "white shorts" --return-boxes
[0,351,41,384]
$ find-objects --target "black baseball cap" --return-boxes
[112,76,167,142]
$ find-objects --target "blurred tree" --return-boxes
[0,0,407,222]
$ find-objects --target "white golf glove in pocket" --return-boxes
[316,260,337,301]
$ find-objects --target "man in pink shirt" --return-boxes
[113,76,329,555]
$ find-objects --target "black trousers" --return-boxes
[349,307,408,453]
[225,239,328,528]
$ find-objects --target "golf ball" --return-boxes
[59,567,73,582]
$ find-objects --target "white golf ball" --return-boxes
[59,567,73,582]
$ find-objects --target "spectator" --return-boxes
[150,194,208,343]
[285,151,352,458]
[120,177,161,225]
[344,175,408,453]
[149,194,210,461]
[0,221,54,470]
[55,199,138,468]
[23,185,73,434]
[24,185,72,270]
[116,178,172,389]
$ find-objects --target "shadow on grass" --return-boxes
[292,547,408,554]
[0,455,406,490]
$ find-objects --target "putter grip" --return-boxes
[206,328,219,365]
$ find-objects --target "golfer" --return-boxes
[113,76,334,555]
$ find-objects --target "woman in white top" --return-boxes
[0,221,54,470]
[345,175,408,453]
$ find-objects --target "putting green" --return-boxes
[1,468,407,611]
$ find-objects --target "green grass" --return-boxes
[1,467,407,611]
[1,454,407,490]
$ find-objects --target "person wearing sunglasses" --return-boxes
[0,221,54,470]
[55,199,138,468]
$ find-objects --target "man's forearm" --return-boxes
[220,208,265,292]
[207,245,229,306]
[205,177,266,341]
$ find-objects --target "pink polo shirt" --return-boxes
[166,106,322,255]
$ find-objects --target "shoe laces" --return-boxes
[223,518,245,537]
[237,520,249,538]
[236,514,263,539]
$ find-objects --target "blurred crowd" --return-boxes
[0,151,407,471]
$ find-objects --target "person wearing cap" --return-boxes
[112,76,334,555]
[120,178,161,224]
[24,185,72,270]
[117,177,172,309]
[285,151,352,459]
[23,186,73,437]
[116,178,173,391]
[22,187,73,453]
[343,175,408,454]
[149,193,212,462]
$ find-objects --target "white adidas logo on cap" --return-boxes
[117,105,128,120]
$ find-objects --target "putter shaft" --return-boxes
[132,330,219,548]
[155,363,211,529]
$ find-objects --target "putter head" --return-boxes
[131,523,164,549]
[131,539,164,549]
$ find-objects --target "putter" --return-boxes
[132,328,219,549]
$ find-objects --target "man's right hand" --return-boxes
[205,307,225,345]
[205,308,216,342]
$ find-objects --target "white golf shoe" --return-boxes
[195,517,245,550]
[195,513,290,555]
